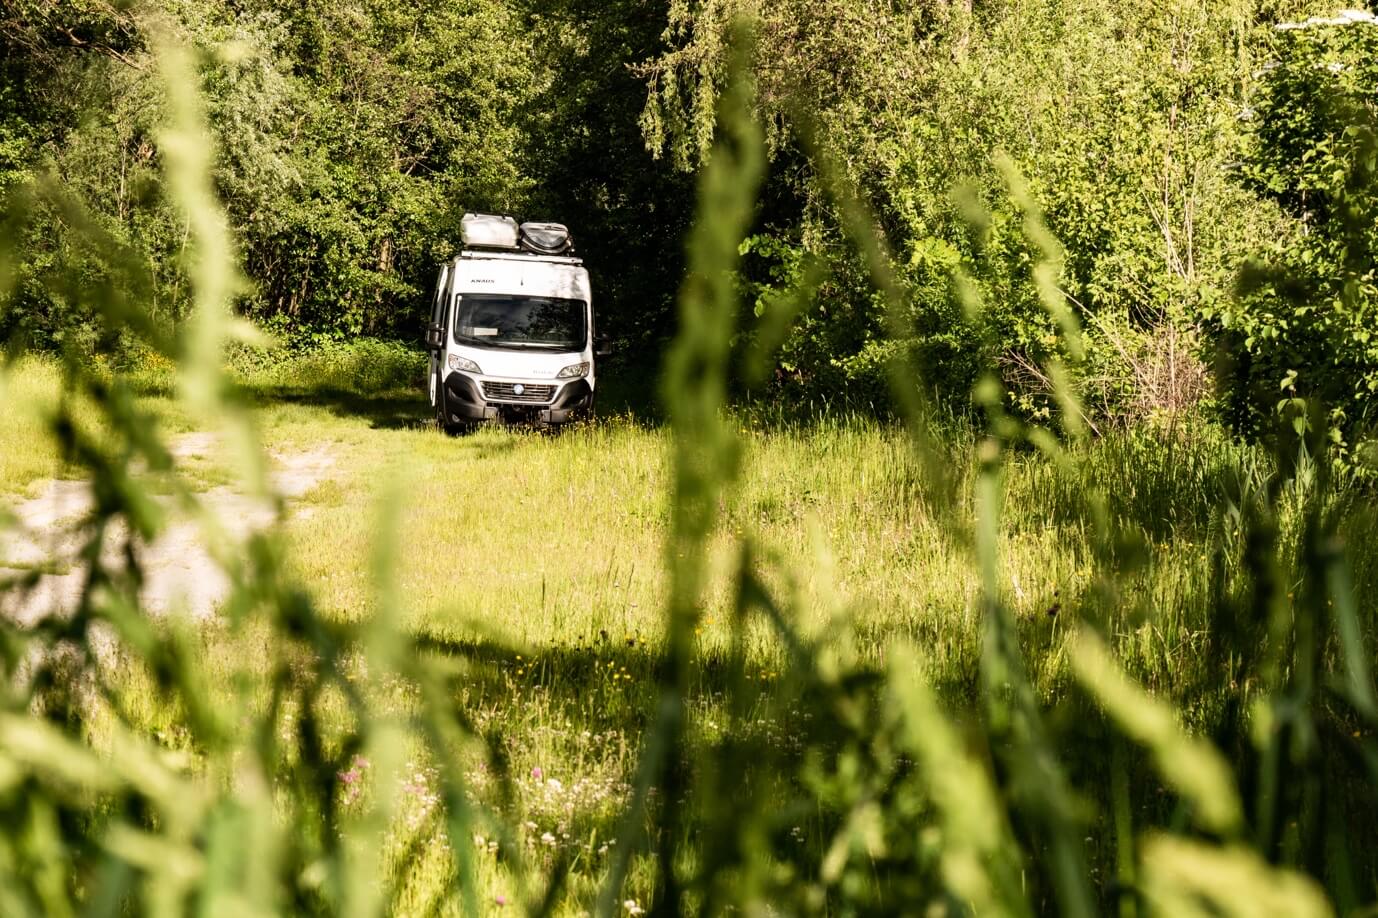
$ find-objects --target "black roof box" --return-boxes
[519,222,573,255]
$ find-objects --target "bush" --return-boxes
[225,337,425,395]
[1219,12,1378,454]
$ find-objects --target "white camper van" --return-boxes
[425,214,605,430]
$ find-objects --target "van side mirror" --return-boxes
[425,324,444,351]
[595,336,613,358]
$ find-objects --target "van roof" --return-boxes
[458,250,583,266]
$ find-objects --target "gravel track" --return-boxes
[0,434,335,626]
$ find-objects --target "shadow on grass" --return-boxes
[236,361,664,432]
[234,374,1254,555]
[408,621,985,742]
[403,624,1229,909]
[243,384,431,430]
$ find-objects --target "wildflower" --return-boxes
[547,778,563,791]
[495,895,507,907]
[531,766,543,780]
[624,900,645,915]
[541,832,556,846]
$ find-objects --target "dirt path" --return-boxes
[0,434,336,626]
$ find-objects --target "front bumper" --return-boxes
[442,373,592,424]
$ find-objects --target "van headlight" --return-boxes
[556,362,590,379]
[448,354,481,373]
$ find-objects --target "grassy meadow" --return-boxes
[6,350,1376,913]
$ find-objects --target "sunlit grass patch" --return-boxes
[0,356,104,495]
[0,355,215,497]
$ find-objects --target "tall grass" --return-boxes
[0,357,92,495]
[225,338,425,396]
[0,20,1376,918]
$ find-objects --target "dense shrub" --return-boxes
[225,337,424,394]
[640,0,1301,426]
[1,0,536,346]
[1220,12,1378,456]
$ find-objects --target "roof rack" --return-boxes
[458,250,583,265]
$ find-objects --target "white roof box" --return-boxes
[461,213,519,250]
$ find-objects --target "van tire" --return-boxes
[434,373,457,434]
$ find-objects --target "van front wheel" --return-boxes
[434,374,458,435]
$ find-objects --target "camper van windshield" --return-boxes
[452,294,587,350]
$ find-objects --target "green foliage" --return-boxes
[638,0,1329,426]
[1223,12,1378,454]
[4,9,1378,914]
[519,0,697,353]
[226,337,425,395]
[5,0,1375,444]
[210,0,536,337]
[1,0,537,348]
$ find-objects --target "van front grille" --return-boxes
[482,381,555,404]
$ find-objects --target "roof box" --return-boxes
[519,222,573,255]
[461,213,519,250]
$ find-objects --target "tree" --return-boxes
[1225,10,1378,454]
[633,0,1321,423]
[2,0,541,348]
[518,0,696,359]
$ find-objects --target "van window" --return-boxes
[453,294,587,351]
[430,266,449,327]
